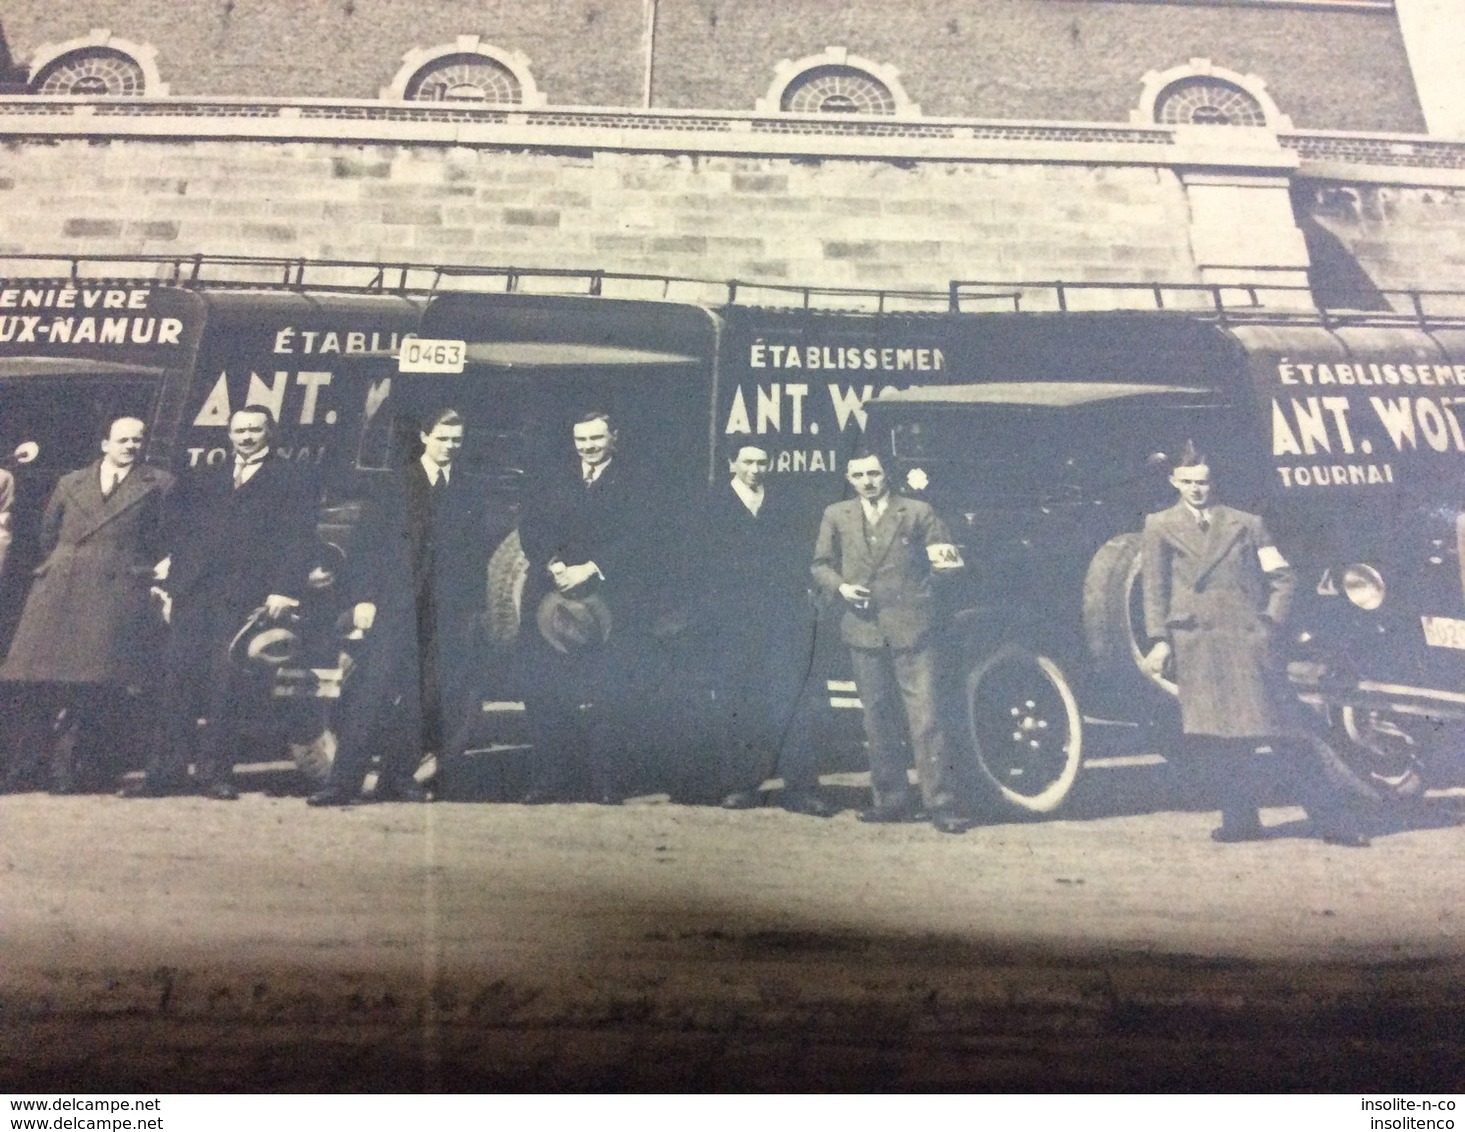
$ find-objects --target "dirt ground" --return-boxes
[3,763,1465,1092]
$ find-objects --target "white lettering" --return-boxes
[193,373,233,427]
[295,371,332,425]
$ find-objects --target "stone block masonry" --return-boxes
[1298,179,1465,298]
[0,139,1201,291]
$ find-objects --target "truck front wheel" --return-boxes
[1328,707,1428,802]
[965,644,1084,815]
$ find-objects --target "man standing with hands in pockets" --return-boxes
[1141,442,1370,847]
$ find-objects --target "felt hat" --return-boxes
[536,591,612,653]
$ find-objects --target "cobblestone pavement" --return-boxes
[2,771,1463,1091]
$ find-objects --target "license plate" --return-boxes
[1421,615,1465,649]
[398,337,466,374]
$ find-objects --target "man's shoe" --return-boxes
[307,785,360,808]
[1210,822,1264,843]
[720,790,762,810]
[201,782,240,801]
[930,809,970,835]
[781,791,837,818]
[858,801,920,824]
[1321,831,1372,848]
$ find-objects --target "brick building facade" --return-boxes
[0,1,1460,303]
[0,0,1427,130]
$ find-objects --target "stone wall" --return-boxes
[0,138,1200,291]
[1297,178,1465,300]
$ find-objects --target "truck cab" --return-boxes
[866,307,1465,815]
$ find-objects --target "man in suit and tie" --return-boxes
[1141,442,1369,846]
[696,442,834,815]
[310,408,489,805]
[811,451,968,834]
[519,411,647,804]
[1,416,174,792]
[130,406,315,799]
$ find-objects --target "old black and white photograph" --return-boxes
[1,0,1463,1098]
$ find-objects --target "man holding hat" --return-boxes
[132,405,315,800]
[518,411,646,804]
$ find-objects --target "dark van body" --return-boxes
[2,264,1459,811]
[867,313,1465,813]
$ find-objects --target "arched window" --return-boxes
[28,30,166,96]
[1134,59,1288,129]
[406,53,520,103]
[381,36,545,106]
[782,65,895,115]
[757,47,919,117]
[1156,78,1265,127]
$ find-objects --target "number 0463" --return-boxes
[398,338,466,374]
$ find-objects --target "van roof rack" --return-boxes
[2,252,1463,330]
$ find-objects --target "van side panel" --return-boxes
[1229,324,1465,714]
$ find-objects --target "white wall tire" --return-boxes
[965,644,1084,815]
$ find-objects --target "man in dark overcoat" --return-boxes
[132,406,315,799]
[309,408,489,805]
[693,442,833,815]
[518,411,648,804]
[1141,444,1369,846]
[811,451,968,834]
[0,417,174,791]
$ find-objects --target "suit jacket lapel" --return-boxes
[864,498,904,568]
[69,463,159,543]
[1158,503,1208,562]
[233,455,274,496]
[1194,508,1247,585]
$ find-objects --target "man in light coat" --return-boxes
[1142,443,1369,846]
[0,417,174,791]
[811,451,968,833]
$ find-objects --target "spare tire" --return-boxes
[1082,532,1177,703]
[485,529,529,647]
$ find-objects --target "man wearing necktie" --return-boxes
[811,451,969,834]
[132,406,314,799]
[311,408,490,805]
[1,416,175,792]
[1141,442,1369,846]
[519,411,648,803]
[692,442,833,816]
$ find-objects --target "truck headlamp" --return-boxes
[1342,564,1386,611]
